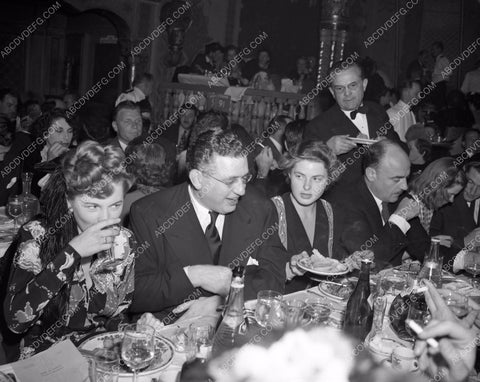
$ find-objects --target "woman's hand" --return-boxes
[414,319,478,382]
[137,312,165,333]
[68,218,121,258]
[286,251,309,281]
[47,142,69,161]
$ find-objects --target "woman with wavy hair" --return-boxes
[121,136,173,223]
[409,157,466,235]
[272,140,369,292]
[4,141,142,359]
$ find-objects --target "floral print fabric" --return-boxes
[4,220,136,358]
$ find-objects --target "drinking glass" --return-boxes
[185,323,214,361]
[98,225,123,271]
[304,297,332,326]
[464,252,480,288]
[121,323,155,382]
[7,195,23,231]
[406,296,429,341]
[439,289,470,318]
[255,290,283,328]
[282,299,308,329]
[92,349,120,382]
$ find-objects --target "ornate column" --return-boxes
[317,0,350,86]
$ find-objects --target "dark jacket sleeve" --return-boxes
[129,202,195,313]
[339,207,409,268]
[243,201,287,300]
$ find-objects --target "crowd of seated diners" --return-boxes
[0,43,480,381]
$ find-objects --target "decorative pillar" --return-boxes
[317,0,350,86]
[160,0,192,67]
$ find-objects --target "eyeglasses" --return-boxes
[202,172,253,188]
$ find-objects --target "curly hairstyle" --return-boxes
[125,136,172,188]
[32,108,69,143]
[34,141,134,327]
[279,140,339,187]
[409,157,466,210]
[186,129,244,172]
[62,140,135,199]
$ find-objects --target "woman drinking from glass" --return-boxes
[4,141,137,359]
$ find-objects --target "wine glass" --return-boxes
[464,252,480,287]
[255,290,283,328]
[7,195,23,231]
[121,323,155,382]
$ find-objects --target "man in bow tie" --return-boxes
[304,59,402,197]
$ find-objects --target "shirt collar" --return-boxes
[269,136,283,154]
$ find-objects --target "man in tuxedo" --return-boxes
[130,129,287,320]
[430,161,480,262]
[332,139,422,269]
[303,60,402,195]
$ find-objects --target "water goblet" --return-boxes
[304,297,332,326]
[255,290,283,328]
[121,323,155,382]
[186,323,214,361]
[406,295,429,341]
[282,299,308,329]
[7,195,23,231]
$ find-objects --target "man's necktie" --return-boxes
[350,105,368,120]
[469,201,478,225]
[205,211,222,265]
[381,202,391,225]
[177,129,189,153]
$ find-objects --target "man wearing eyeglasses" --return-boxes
[129,129,287,321]
[430,161,480,269]
[303,59,402,197]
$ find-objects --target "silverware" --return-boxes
[319,280,349,287]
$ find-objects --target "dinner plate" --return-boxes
[79,331,175,379]
[317,282,354,301]
[297,258,349,276]
[346,137,378,145]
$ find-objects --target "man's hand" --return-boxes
[173,296,222,323]
[414,319,478,382]
[394,197,420,221]
[187,265,232,296]
[326,135,357,155]
[255,146,274,178]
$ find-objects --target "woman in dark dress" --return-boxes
[272,141,366,293]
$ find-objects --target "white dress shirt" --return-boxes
[342,109,369,138]
[188,185,225,238]
[387,100,416,142]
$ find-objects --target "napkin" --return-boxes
[224,87,247,102]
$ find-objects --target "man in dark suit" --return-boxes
[332,140,422,269]
[130,129,287,320]
[109,101,143,151]
[253,116,291,197]
[430,161,480,263]
[303,60,402,195]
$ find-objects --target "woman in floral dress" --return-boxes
[4,141,137,359]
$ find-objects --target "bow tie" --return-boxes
[350,105,368,120]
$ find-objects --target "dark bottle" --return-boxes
[212,266,247,357]
[343,259,373,341]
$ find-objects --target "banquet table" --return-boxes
[1,264,480,381]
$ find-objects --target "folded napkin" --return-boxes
[224,86,247,102]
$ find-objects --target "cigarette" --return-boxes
[406,319,439,349]
[257,142,265,148]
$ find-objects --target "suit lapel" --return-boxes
[157,185,213,266]
[332,105,361,136]
[220,201,253,265]
[359,181,383,231]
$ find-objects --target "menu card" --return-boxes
[9,340,90,382]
